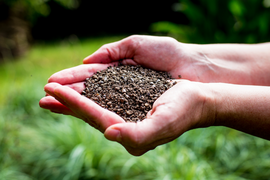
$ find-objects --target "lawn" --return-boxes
[0,36,270,180]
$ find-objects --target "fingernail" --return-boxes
[106,128,122,142]
[53,89,67,104]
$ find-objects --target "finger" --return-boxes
[44,82,60,97]
[104,120,161,156]
[83,36,139,64]
[46,82,85,96]
[44,82,86,119]
[46,83,125,132]
[66,82,85,93]
[39,96,79,117]
[48,63,117,85]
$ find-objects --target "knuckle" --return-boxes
[125,35,141,45]
[128,34,140,40]
[100,43,109,51]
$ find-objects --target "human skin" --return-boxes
[83,35,270,85]
[40,35,270,156]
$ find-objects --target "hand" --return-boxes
[104,80,215,156]
[84,35,270,85]
[83,35,212,81]
[40,70,215,156]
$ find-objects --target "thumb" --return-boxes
[83,36,139,64]
[104,120,165,156]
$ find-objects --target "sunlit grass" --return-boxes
[0,36,123,105]
[1,36,270,180]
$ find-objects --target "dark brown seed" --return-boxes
[107,101,112,105]
[126,110,133,115]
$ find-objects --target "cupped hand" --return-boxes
[83,35,209,81]
[40,35,208,117]
[40,35,216,155]
[40,71,215,156]
[104,80,215,156]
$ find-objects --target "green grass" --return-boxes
[1,36,270,180]
[0,36,122,105]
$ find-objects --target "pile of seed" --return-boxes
[82,64,176,122]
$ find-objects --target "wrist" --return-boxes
[208,83,270,140]
[188,43,270,85]
[188,82,217,129]
[184,43,255,84]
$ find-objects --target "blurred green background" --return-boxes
[1,0,270,180]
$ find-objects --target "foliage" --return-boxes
[1,37,270,179]
[0,0,81,60]
[151,0,270,43]
[2,0,80,23]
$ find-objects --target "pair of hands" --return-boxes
[40,35,216,156]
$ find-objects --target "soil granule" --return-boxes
[82,64,176,122]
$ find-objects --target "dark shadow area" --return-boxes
[31,0,187,40]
